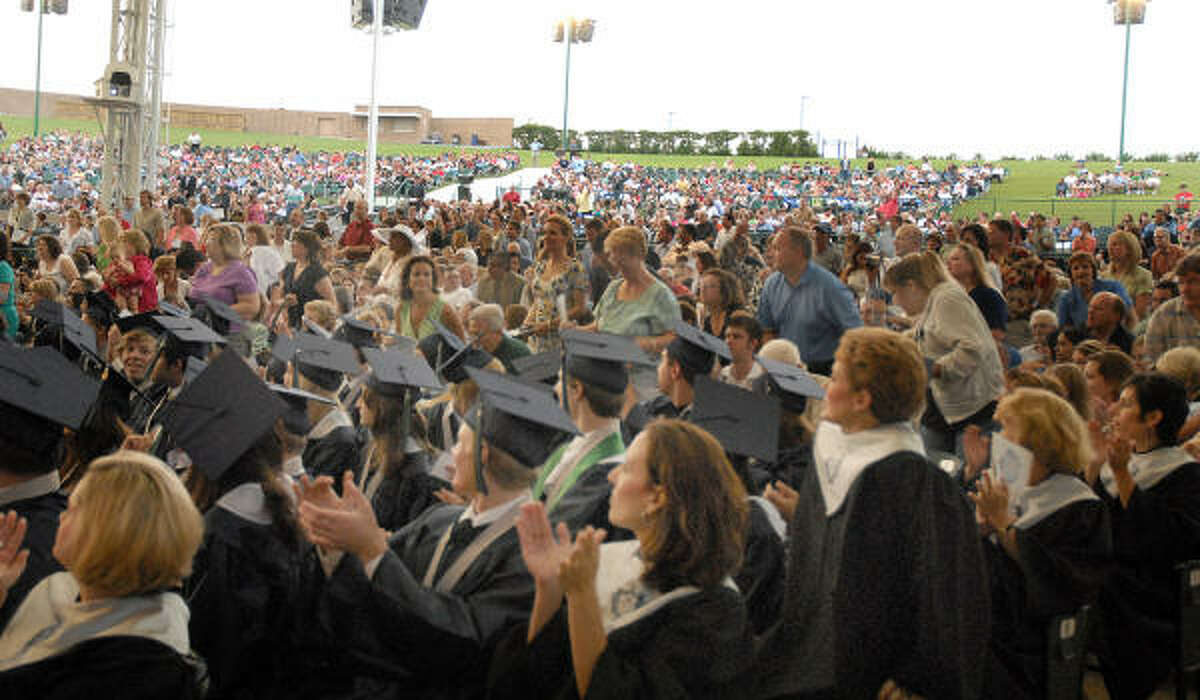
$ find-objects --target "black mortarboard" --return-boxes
[272,333,360,391]
[157,301,189,318]
[82,291,119,330]
[418,322,493,384]
[335,314,414,351]
[512,351,560,386]
[269,383,332,435]
[192,295,243,335]
[32,300,98,358]
[691,376,779,463]
[159,350,287,481]
[756,356,825,414]
[667,320,730,376]
[115,312,165,335]
[363,347,441,397]
[0,345,99,460]
[561,329,653,394]
[463,368,578,492]
[155,315,226,347]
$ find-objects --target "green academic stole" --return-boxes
[533,431,625,513]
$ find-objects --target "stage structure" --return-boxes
[85,0,168,209]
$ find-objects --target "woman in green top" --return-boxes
[520,214,588,353]
[394,255,465,341]
[0,233,16,339]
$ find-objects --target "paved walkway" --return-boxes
[427,167,551,204]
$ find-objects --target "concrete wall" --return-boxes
[0,87,513,146]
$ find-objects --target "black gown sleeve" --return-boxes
[736,500,786,636]
[0,636,206,700]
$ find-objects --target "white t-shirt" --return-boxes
[249,245,286,295]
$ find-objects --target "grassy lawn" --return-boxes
[3,113,1192,226]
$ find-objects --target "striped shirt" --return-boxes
[1144,297,1200,361]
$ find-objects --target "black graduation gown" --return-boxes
[621,395,678,443]
[0,635,206,699]
[423,401,460,453]
[1093,462,1200,699]
[369,454,448,534]
[756,451,990,700]
[738,499,786,637]
[318,503,534,699]
[184,506,311,700]
[983,499,1113,699]
[488,585,756,699]
[544,458,625,535]
[303,426,365,484]
[0,489,65,632]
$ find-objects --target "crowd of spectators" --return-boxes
[0,137,1198,698]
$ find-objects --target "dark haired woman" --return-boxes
[356,378,447,533]
[278,229,335,329]
[184,430,310,700]
[394,255,464,341]
[1091,373,1200,698]
[698,267,745,340]
[490,419,756,698]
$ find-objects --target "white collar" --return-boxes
[215,483,272,526]
[0,472,60,508]
[1013,474,1099,529]
[1130,446,1194,492]
[282,455,305,480]
[308,408,353,440]
[460,491,530,528]
[593,540,735,633]
[813,420,925,517]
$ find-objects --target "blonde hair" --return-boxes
[29,278,59,302]
[97,216,121,246]
[947,243,996,290]
[65,451,204,597]
[208,223,244,261]
[1106,230,1143,273]
[835,327,926,423]
[760,338,804,369]
[304,299,338,330]
[153,254,176,275]
[995,388,1093,475]
[605,225,647,259]
[1156,346,1200,399]
[883,251,950,293]
[1045,363,1092,421]
[120,229,150,256]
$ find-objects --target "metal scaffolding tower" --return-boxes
[85,0,167,209]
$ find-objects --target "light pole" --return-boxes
[553,18,595,152]
[21,0,69,138]
[1111,0,1149,167]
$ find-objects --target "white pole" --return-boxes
[365,0,383,214]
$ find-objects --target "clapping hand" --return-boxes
[968,472,1012,535]
[559,526,606,597]
[297,471,388,563]
[763,480,799,523]
[0,511,30,610]
[1105,428,1134,476]
[961,425,990,483]
[515,502,572,588]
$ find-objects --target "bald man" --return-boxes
[1087,291,1134,354]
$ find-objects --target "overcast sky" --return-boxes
[0,0,1194,159]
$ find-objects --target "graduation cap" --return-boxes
[192,295,243,336]
[512,351,560,386]
[159,350,287,481]
[272,332,360,391]
[114,312,166,336]
[756,356,825,414]
[0,345,100,461]
[157,301,189,318]
[462,367,578,494]
[81,291,119,330]
[335,314,414,351]
[155,315,227,349]
[561,329,654,394]
[419,320,492,384]
[667,320,730,376]
[32,299,98,359]
[691,375,780,464]
[269,383,332,435]
[363,347,441,397]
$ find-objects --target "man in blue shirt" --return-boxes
[1056,252,1131,330]
[756,225,862,375]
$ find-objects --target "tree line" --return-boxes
[512,124,818,157]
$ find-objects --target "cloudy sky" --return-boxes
[0,0,1194,158]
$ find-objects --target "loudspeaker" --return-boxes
[385,0,427,30]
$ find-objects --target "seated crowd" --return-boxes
[0,143,1197,699]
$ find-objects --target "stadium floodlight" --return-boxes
[1109,0,1150,166]
[553,18,596,152]
[20,0,71,137]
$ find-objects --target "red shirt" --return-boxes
[1175,191,1194,210]
[340,219,376,249]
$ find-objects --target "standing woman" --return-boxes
[490,420,756,698]
[34,235,78,295]
[189,224,260,321]
[945,243,1009,337]
[278,229,335,330]
[840,242,878,299]
[0,234,16,339]
[522,214,588,352]
[395,255,464,341]
[697,267,745,340]
[884,251,1005,454]
[164,206,198,251]
[103,230,156,313]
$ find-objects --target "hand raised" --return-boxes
[0,511,30,607]
[968,471,1011,532]
[560,526,606,597]
[516,502,571,586]
[762,480,799,523]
